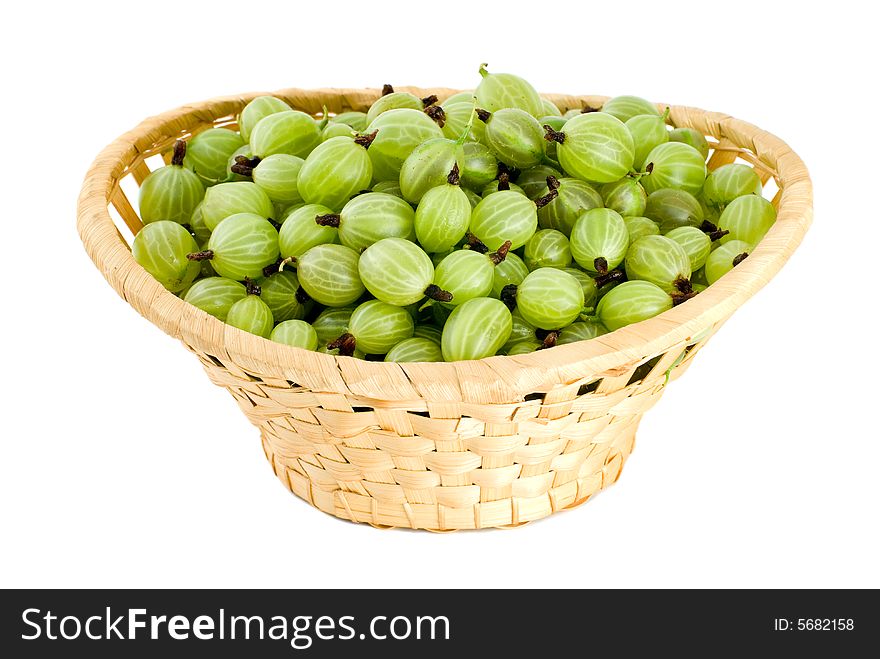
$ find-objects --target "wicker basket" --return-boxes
[77,87,812,531]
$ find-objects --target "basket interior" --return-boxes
[81,88,809,407]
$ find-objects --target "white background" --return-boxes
[1,0,877,589]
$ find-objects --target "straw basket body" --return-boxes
[77,88,811,531]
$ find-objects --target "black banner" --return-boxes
[1,589,873,655]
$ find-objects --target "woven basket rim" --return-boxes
[77,87,812,399]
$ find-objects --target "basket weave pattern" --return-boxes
[77,88,811,530]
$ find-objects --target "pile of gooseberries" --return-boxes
[132,65,775,362]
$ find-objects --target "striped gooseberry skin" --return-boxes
[524,229,572,270]
[132,221,201,293]
[440,102,485,143]
[207,213,280,280]
[463,187,482,209]
[459,142,497,191]
[184,128,245,184]
[278,203,338,260]
[441,297,513,361]
[516,267,585,330]
[330,111,369,132]
[600,95,661,123]
[506,340,542,355]
[441,91,475,106]
[623,215,661,241]
[503,309,537,351]
[492,252,529,298]
[703,163,762,208]
[385,337,444,362]
[561,267,599,308]
[366,109,444,182]
[259,271,312,322]
[644,188,704,233]
[626,114,669,171]
[312,306,356,344]
[226,295,274,338]
[570,208,630,273]
[270,320,318,350]
[475,66,544,118]
[201,182,273,232]
[717,194,776,246]
[336,192,415,252]
[481,179,525,197]
[297,244,365,307]
[705,239,752,285]
[665,226,712,271]
[556,112,635,184]
[537,178,604,236]
[596,280,672,332]
[348,300,415,354]
[469,190,537,250]
[517,164,563,200]
[189,203,211,243]
[624,235,692,293]
[358,237,434,306]
[182,277,247,321]
[323,123,354,141]
[600,177,647,217]
[668,127,709,159]
[414,183,472,254]
[483,108,546,169]
[138,161,205,225]
[249,110,321,159]
[366,91,423,124]
[640,142,708,195]
[297,136,373,211]
[412,324,443,344]
[372,180,405,199]
[400,138,463,204]
[558,318,607,344]
[433,250,494,305]
[541,98,562,117]
[252,154,305,205]
[238,96,292,143]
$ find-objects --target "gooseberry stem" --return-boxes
[315,213,341,228]
[539,330,560,350]
[424,284,454,303]
[447,164,461,186]
[278,256,295,272]
[354,130,379,149]
[732,252,749,267]
[535,187,559,209]
[464,232,489,254]
[421,94,439,107]
[244,277,262,296]
[496,171,511,191]
[478,63,489,78]
[186,249,214,262]
[488,240,512,265]
[594,268,626,288]
[580,104,598,114]
[230,155,261,177]
[475,108,491,123]
[593,257,609,275]
[673,276,693,295]
[543,125,565,144]
[672,290,699,306]
[500,284,518,310]
[425,104,446,127]
[381,84,394,96]
[327,333,357,356]
[171,140,187,167]
[700,220,730,242]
